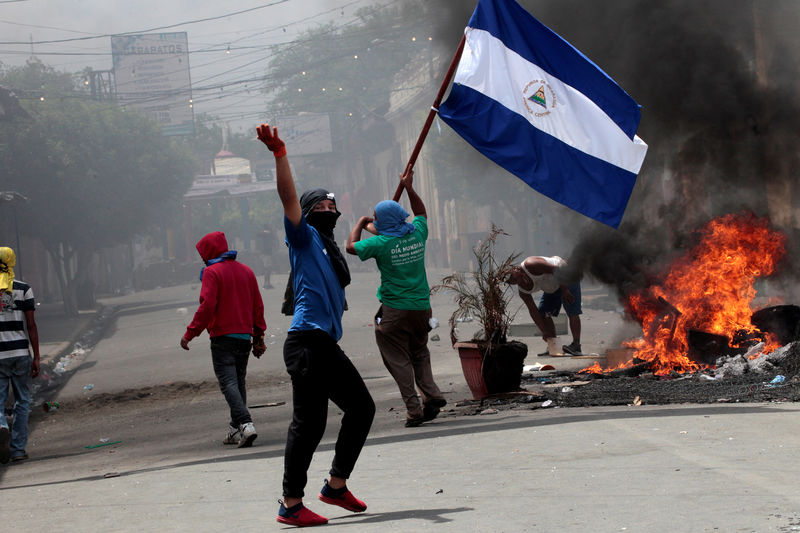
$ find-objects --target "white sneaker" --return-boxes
[223,425,240,445]
[238,422,257,448]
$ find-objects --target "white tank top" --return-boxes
[517,256,565,295]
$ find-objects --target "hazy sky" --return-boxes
[0,0,395,130]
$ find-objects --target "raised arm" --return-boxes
[400,169,426,218]
[257,124,302,226]
[346,215,374,255]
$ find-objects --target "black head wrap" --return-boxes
[300,188,338,217]
[298,188,350,288]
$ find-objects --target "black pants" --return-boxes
[282,330,375,498]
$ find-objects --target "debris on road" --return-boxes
[85,440,121,449]
[248,401,286,409]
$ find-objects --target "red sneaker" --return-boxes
[318,486,367,513]
[276,502,328,527]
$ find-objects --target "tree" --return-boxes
[177,114,284,246]
[264,1,438,174]
[0,59,194,314]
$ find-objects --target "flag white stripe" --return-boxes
[454,28,647,174]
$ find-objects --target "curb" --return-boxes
[39,304,110,370]
[39,341,73,369]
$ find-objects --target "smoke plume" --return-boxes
[432,0,800,303]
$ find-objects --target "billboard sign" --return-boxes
[274,113,333,156]
[111,32,194,136]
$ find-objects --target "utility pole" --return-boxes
[87,69,116,101]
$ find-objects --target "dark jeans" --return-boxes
[282,330,375,498]
[0,355,32,456]
[210,336,252,428]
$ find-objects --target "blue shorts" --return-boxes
[538,283,582,317]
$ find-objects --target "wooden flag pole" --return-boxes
[392,34,466,202]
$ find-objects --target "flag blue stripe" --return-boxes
[468,0,641,139]
[439,84,637,228]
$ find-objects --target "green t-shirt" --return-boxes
[354,215,430,310]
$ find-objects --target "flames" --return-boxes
[606,213,785,375]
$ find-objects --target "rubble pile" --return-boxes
[517,341,800,408]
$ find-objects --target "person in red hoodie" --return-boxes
[180,231,267,448]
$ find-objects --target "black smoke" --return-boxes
[431,0,800,302]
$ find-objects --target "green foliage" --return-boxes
[0,58,77,96]
[432,225,520,347]
[179,115,225,175]
[265,1,437,154]
[0,60,195,312]
[2,97,193,250]
[178,115,282,241]
[216,195,283,237]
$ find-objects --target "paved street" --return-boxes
[2,271,800,532]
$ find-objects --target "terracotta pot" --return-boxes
[454,342,489,400]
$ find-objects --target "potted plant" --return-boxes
[432,226,528,399]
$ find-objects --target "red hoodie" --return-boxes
[184,231,266,341]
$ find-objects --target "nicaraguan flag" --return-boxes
[438,0,648,228]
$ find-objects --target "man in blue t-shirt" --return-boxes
[257,124,375,528]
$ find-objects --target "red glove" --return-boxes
[256,124,287,158]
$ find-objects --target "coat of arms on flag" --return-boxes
[438,0,648,228]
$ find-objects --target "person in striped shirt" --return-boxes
[0,247,40,464]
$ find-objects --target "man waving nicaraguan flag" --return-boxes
[438,0,648,228]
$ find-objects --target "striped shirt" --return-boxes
[0,280,35,360]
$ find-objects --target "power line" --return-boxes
[0,45,278,56]
[8,23,436,105]
[0,0,381,86]
[0,0,293,45]
[0,0,378,60]
[0,19,99,36]
[4,1,437,128]
[106,14,388,95]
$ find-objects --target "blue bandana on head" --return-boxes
[374,200,415,237]
[199,250,237,280]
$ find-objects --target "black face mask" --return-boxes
[306,211,340,235]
